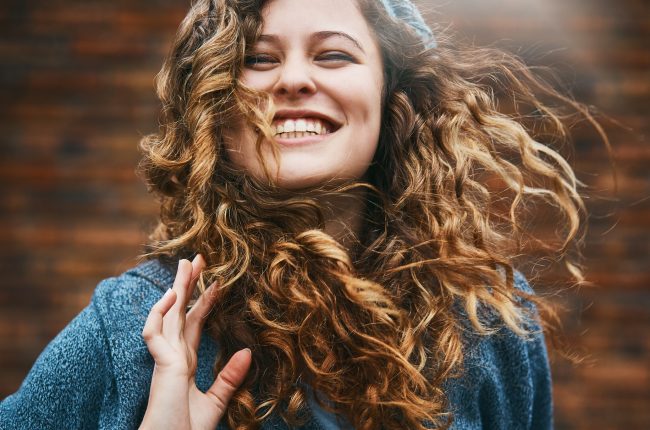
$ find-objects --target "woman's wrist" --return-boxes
[141,369,191,427]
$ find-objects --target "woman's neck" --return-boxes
[318,189,367,251]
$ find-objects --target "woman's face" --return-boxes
[225,0,384,189]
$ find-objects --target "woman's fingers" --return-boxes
[186,281,219,322]
[185,254,217,350]
[175,254,206,315]
[186,254,207,313]
[190,254,206,286]
[147,255,212,361]
[185,281,219,350]
[205,349,252,414]
[172,259,193,308]
[161,259,194,339]
[141,256,251,427]
[141,289,178,357]
[167,254,207,318]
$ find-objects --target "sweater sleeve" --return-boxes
[514,272,553,430]
[0,280,115,429]
[446,273,553,430]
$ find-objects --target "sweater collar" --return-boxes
[127,258,177,292]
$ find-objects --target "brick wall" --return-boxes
[1,0,648,428]
[427,1,649,428]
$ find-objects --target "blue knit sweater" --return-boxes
[0,260,552,429]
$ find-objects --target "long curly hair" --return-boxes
[138,0,606,428]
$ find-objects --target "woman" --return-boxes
[1,0,596,428]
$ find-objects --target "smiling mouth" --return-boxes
[272,117,339,139]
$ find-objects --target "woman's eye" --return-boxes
[244,54,277,68]
[317,52,355,63]
[244,51,355,69]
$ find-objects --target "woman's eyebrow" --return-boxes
[311,31,365,53]
[257,31,365,54]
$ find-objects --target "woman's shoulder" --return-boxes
[0,260,178,429]
[89,259,177,359]
[446,272,553,429]
[92,258,175,311]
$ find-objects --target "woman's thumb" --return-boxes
[205,348,252,413]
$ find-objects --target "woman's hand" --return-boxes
[140,255,252,430]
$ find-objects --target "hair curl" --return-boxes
[138,0,607,428]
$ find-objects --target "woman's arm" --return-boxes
[0,299,112,429]
[446,273,553,430]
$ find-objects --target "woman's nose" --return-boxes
[271,56,317,98]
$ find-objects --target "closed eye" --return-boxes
[244,51,356,69]
[316,52,356,63]
[244,54,278,68]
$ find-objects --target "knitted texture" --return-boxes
[0,260,552,429]
[377,0,436,47]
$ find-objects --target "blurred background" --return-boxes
[0,0,648,428]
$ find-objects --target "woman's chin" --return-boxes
[269,170,359,191]
[273,173,334,190]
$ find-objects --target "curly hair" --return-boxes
[138,0,606,428]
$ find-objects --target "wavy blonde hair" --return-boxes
[139,0,606,428]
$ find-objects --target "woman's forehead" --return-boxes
[255,31,368,55]
[258,0,374,44]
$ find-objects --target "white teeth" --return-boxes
[283,120,295,133]
[273,118,333,137]
[295,119,307,132]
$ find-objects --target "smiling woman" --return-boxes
[225,0,384,189]
[0,0,603,429]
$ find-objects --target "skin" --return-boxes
[140,0,385,427]
[225,0,384,189]
[140,255,252,429]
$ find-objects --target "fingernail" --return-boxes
[243,348,252,355]
[163,288,172,298]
